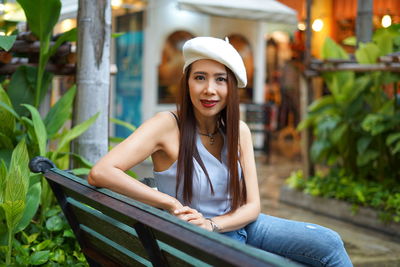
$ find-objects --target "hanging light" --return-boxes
[312,19,323,32]
[0,3,5,13]
[381,15,392,28]
[60,19,76,32]
[111,0,123,8]
[297,21,306,31]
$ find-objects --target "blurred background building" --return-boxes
[3,0,398,159]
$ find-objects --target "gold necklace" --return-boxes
[198,128,218,145]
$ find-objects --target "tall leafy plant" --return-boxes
[299,26,400,183]
[0,139,32,265]
[16,0,60,108]
[5,0,76,117]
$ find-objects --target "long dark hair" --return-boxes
[176,64,247,212]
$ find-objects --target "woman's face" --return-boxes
[188,59,228,119]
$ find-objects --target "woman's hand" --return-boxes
[166,198,184,214]
[173,206,212,231]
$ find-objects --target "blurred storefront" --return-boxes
[58,0,297,143]
[56,0,399,156]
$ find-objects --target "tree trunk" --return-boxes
[73,0,111,165]
[356,0,373,47]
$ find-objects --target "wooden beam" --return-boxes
[0,63,76,75]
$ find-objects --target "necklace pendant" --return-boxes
[209,135,215,145]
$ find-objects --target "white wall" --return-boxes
[142,0,210,120]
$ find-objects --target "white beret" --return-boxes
[182,37,247,88]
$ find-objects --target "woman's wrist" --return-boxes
[206,218,220,232]
[162,196,182,213]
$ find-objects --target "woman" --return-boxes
[89,37,353,267]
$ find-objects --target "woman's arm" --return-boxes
[207,121,261,232]
[88,112,183,213]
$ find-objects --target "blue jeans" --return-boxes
[222,214,353,267]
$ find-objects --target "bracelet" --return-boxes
[206,218,220,232]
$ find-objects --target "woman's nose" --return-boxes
[204,81,216,94]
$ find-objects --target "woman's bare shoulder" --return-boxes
[143,111,178,131]
[239,120,251,136]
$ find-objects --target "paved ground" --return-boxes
[256,153,400,267]
[133,153,400,266]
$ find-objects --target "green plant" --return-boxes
[3,0,76,117]
[299,28,400,182]
[0,83,98,264]
[295,25,400,223]
[286,169,400,223]
[9,205,88,266]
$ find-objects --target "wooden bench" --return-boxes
[29,156,302,267]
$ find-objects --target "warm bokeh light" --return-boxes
[312,19,323,32]
[0,32,5,36]
[297,22,306,31]
[382,14,392,28]
[60,19,75,32]
[111,0,123,8]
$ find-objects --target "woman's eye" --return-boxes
[194,75,205,80]
[216,77,227,82]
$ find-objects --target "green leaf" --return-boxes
[330,123,347,144]
[342,36,356,46]
[321,37,349,60]
[354,187,366,203]
[373,28,394,56]
[22,104,47,156]
[0,132,14,150]
[386,133,400,146]
[45,215,63,232]
[51,248,65,263]
[356,149,379,166]
[48,28,77,57]
[3,140,30,233]
[25,232,40,245]
[44,85,76,138]
[355,43,380,64]
[8,139,30,192]
[361,114,386,135]
[17,0,61,42]
[8,65,53,116]
[112,32,126,38]
[393,142,400,154]
[308,95,336,113]
[63,229,75,238]
[0,149,12,169]
[310,140,331,162]
[0,85,16,136]
[0,99,20,122]
[35,239,53,251]
[15,182,41,233]
[71,168,91,176]
[30,250,50,265]
[53,112,100,156]
[0,35,17,51]
[109,136,125,144]
[0,160,7,203]
[63,152,93,168]
[111,117,136,132]
[357,137,372,154]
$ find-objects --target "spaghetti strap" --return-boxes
[170,112,179,126]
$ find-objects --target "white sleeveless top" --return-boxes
[153,132,240,218]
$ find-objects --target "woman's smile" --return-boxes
[200,99,219,108]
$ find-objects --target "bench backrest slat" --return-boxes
[66,198,150,261]
[39,167,301,267]
[80,225,151,266]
